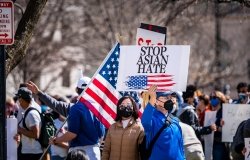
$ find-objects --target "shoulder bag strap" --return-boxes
[22,107,40,130]
[147,120,169,152]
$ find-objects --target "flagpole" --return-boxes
[38,115,68,160]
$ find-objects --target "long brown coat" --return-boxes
[101,119,144,160]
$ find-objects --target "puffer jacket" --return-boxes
[102,119,144,160]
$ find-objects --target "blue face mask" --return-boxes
[210,98,220,107]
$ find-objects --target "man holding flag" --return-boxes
[27,76,105,160]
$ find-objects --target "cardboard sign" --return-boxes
[7,117,17,160]
[117,45,190,92]
[140,23,167,35]
[136,23,166,45]
[204,111,217,160]
[245,138,250,160]
[222,104,250,142]
[136,28,166,46]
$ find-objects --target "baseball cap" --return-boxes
[15,87,33,101]
[156,92,172,98]
[77,76,91,89]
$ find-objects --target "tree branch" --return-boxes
[5,0,48,76]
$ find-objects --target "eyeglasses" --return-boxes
[157,99,165,103]
[119,104,133,109]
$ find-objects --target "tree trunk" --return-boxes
[5,0,48,76]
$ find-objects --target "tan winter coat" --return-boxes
[102,119,144,160]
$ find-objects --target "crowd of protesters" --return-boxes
[6,78,250,160]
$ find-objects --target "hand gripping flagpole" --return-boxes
[39,115,69,160]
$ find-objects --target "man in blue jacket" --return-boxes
[141,85,185,160]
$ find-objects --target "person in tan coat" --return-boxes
[102,96,144,160]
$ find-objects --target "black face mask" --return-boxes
[164,100,174,112]
[157,99,174,112]
[118,106,133,118]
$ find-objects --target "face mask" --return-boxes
[239,93,247,103]
[118,106,133,118]
[163,100,174,112]
[210,98,220,107]
[157,99,174,113]
[171,104,177,113]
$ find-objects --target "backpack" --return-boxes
[23,107,57,148]
[232,120,246,155]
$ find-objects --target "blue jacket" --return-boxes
[68,101,105,148]
[141,103,185,160]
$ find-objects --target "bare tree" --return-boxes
[5,0,250,95]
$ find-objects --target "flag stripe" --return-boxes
[148,74,172,78]
[148,79,173,83]
[96,74,121,99]
[87,81,117,113]
[93,75,119,105]
[79,97,113,128]
[82,94,115,125]
[85,87,117,119]
[156,88,171,91]
[147,83,176,87]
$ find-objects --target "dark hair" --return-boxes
[237,82,247,93]
[22,97,32,103]
[19,83,27,88]
[76,88,84,95]
[186,84,197,92]
[65,149,89,160]
[198,95,210,106]
[115,96,139,121]
[182,91,194,103]
[248,84,250,92]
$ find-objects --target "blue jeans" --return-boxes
[51,155,66,160]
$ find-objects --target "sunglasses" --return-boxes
[119,104,133,109]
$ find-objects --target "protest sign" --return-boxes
[116,45,190,92]
[204,111,217,160]
[136,28,166,46]
[245,138,250,160]
[222,104,250,142]
[7,117,17,160]
[139,23,167,35]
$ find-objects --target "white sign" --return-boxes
[222,104,250,142]
[117,45,190,92]
[0,1,14,45]
[204,111,217,160]
[245,138,250,160]
[7,117,17,160]
[136,28,165,46]
[244,138,250,160]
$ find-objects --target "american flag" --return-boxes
[125,74,176,91]
[79,43,143,128]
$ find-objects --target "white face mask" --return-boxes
[171,104,177,113]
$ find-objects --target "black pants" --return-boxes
[19,153,43,160]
